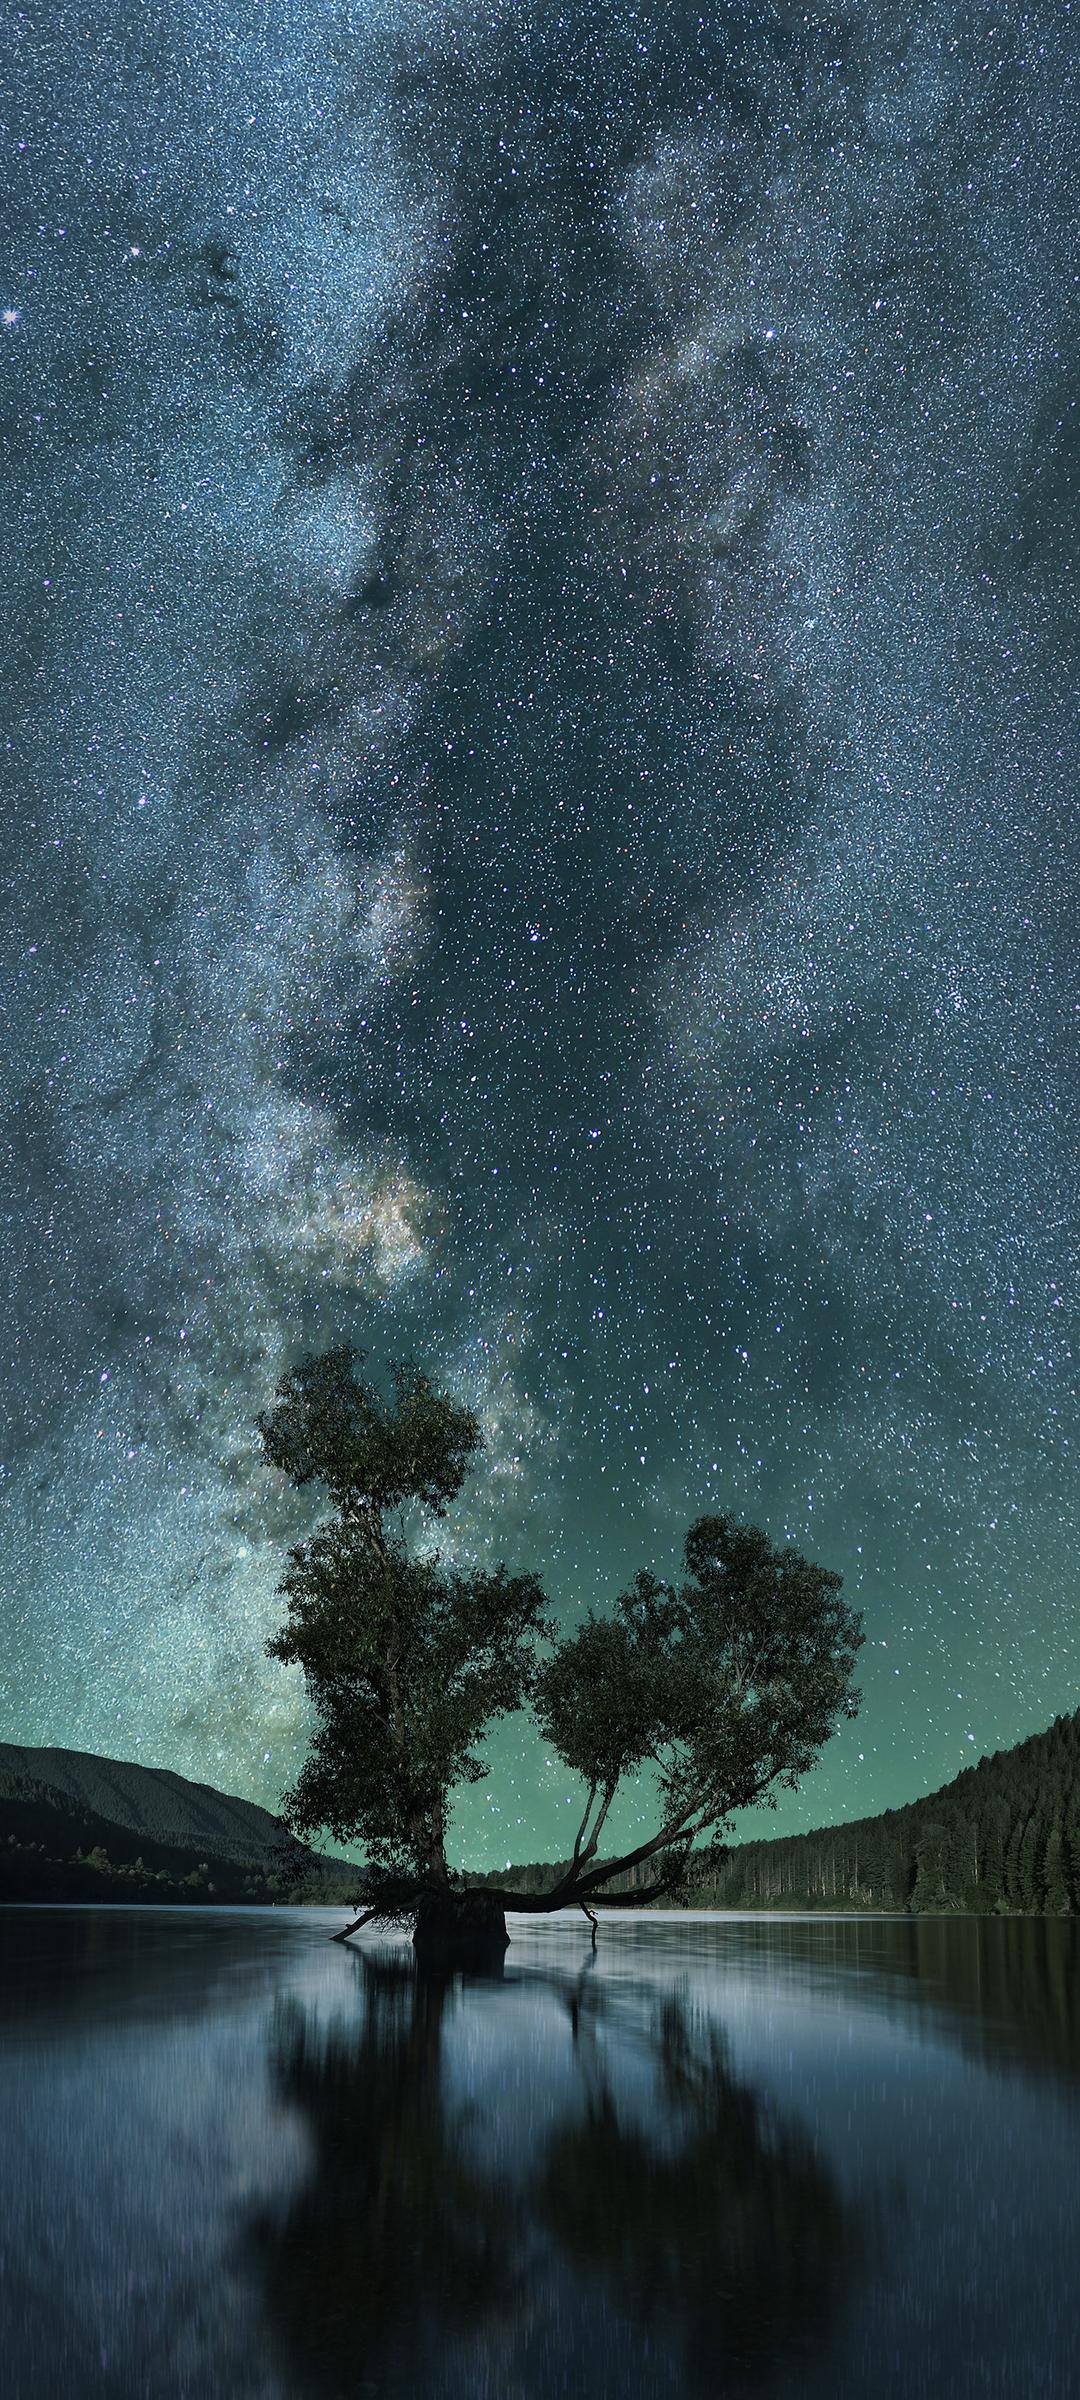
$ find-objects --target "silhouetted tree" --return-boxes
[258,1345,548,1954]
[259,1344,862,1958]
[1041,1810,1069,1916]
[911,1822,952,1913]
[529,1516,863,1920]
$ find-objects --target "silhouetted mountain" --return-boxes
[0,1741,357,1905]
[483,1710,1080,1916]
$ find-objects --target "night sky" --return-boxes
[1,0,1076,1868]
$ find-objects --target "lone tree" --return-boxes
[259,1345,863,1963]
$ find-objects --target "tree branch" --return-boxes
[566,1814,698,1901]
[499,1810,700,1913]
[498,1849,692,1913]
[570,1781,598,1867]
[578,1779,616,1866]
[331,1907,382,1943]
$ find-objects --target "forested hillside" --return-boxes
[701,1710,1080,1913]
[493,1711,1080,1915]
[0,1741,358,1905]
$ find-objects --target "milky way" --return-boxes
[1,0,1076,1864]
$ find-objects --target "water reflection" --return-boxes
[255,1952,865,2397]
[255,1961,520,2393]
[0,1904,298,2038]
[666,1913,1080,2085]
[1,1910,1078,2399]
[539,1987,862,2391]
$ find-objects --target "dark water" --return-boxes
[1,1909,1078,2399]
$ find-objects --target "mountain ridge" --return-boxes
[0,1739,357,1904]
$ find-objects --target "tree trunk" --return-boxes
[412,1886,509,1971]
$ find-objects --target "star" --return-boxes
[0,0,1074,1865]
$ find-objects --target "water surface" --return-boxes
[1,1907,1077,2398]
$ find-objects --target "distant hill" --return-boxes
[700,1709,1080,1913]
[0,1741,358,1906]
[482,1710,1080,1915]
[6,1711,1078,1916]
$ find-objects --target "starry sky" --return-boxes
[1,0,1077,1868]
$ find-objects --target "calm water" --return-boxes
[1,1908,1078,2399]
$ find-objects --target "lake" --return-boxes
[0,1907,1077,2398]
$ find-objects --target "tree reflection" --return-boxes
[253,1956,865,2396]
[539,1986,861,2391]
[254,1956,520,2394]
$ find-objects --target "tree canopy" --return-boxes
[259,1347,547,1892]
[258,1344,863,1946]
[533,1516,863,1908]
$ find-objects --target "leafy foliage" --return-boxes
[257,1346,481,1518]
[260,1348,862,1927]
[260,1347,547,1880]
[533,1515,863,1899]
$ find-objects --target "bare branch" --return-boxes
[331,1907,382,1943]
[580,1779,616,1865]
[570,1781,598,1867]
[501,1807,701,1913]
[568,1813,698,1900]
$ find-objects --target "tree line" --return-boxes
[706,1711,1080,1913]
[491,1710,1080,1915]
